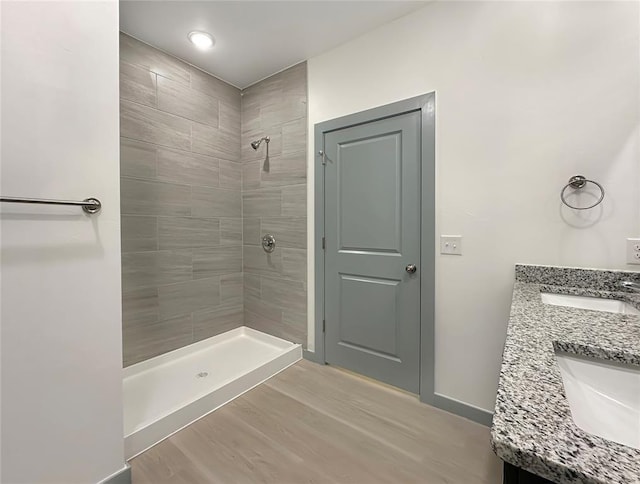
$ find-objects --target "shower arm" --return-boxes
[251,136,270,150]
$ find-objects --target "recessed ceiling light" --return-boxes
[188,31,214,50]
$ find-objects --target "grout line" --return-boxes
[241,183,307,193]
[120,135,241,165]
[122,243,242,256]
[122,96,220,129]
[124,272,242,294]
[154,72,158,109]
[120,173,240,192]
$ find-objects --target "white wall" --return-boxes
[1,1,126,482]
[307,1,640,412]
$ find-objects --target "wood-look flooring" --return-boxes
[130,360,501,483]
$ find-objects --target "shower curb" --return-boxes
[98,464,131,484]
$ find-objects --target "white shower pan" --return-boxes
[123,327,301,459]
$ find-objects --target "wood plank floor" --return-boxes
[130,360,501,483]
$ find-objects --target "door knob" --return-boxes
[405,264,417,274]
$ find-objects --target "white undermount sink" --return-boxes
[555,351,640,450]
[541,292,640,316]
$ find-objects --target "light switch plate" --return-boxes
[626,238,640,265]
[440,235,462,255]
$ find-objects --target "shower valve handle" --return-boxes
[262,234,276,253]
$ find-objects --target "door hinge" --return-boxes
[322,319,326,333]
[319,150,326,165]
[322,236,326,250]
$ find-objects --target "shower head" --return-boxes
[250,136,270,150]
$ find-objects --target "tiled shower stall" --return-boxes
[119,33,307,366]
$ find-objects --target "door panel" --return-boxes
[338,133,401,252]
[339,274,400,358]
[324,110,421,393]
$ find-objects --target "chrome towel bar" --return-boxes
[0,196,102,214]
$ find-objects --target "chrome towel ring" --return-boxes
[560,175,605,210]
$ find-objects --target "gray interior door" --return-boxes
[323,110,421,393]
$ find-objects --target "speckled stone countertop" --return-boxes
[491,264,640,484]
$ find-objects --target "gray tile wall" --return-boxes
[120,33,243,366]
[120,34,308,365]
[241,63,308,346]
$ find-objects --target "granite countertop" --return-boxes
[491,264,640,484]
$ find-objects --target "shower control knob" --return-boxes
[405,264,417,274]
[262,234,276,253]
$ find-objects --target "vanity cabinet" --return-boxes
[504,462,554,484]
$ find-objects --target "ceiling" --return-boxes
[119,1,429,89]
